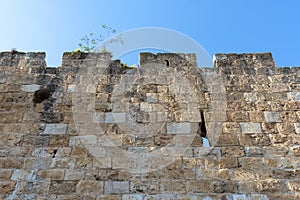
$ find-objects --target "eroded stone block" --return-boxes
[167,123,191,134]
[104,181,129,194]
[105,113,126,123]
[295,123,300,134]
[240,123,262,134]
[287,92,300,101]
[264,112,282,122]
[43,124,67,135]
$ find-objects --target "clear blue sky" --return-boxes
[1,0,300,67]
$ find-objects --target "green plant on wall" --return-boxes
[77,24,123,53]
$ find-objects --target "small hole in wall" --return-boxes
[33,88,52,104]
[165,60,169,67]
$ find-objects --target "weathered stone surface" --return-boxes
[105,113,126,123]
[76,180,104,194]
[287,92,300,101]
[104,181,129,194]
[256,179,287,193]
[122,194,143,200]
[240,123,262,133]
[186,180,210,193]
[0,51,299,199]
[221,146,245,157]
[0,181,16,195]
[166,122,191,134]
[49,181,77,194]
[295,123,300,134]
[245,146,265,157]
[43,124,67,135]
[64,170,85,180]
[264,111,282,122]
[37,169,65,180]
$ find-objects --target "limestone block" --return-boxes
[37,169,65,180]
[76,180,104,194]
[53,145,71,159]
[256,179,287,193]
[122,194,143,200]
[264,158,282,168]
[280,111,298,123]
[290,146,300,157]
[0,157,24,169]
[0,169,12,180]
[69,135,97,146]
[287,180,300,192]
[104,181,129,194]
[295,123,300,134]
[0,76,7,83]
[0,181,16,196]
[50,158,76,169]
[67,84,75,93]
[218,158,239,169]
[64,170,85,180]
[97,195,122,200]
[231,194,248,200]
[221,147,245,157]
[21,84,40,92]
[87,146,106,158]
[186,180,210,193]
[105,113,126,123]
[265,146,289,157]
[167,123,191,134]
[140,102,152,112]
[70,147,88,157]
[244,93,258,102]
[287,92,300,101]
[18,180,50,194]
[25,158,52,170]
[144,194,175,200]
[43,124,67,135]
[210,180,238,193]
[160,180,186,193]
[238,157,264,169]
[215,133,239,146]
[49,181,77,194]
[146,93,158,103]
[264,111,282,122]
[248,111,264,122]
[240,123,262,133]
[227,111,249,122]
[245,147,265,157]
[32,148,59,158]
[11,169,37,181]
[155,75,170,85]
[94,103,113,112]
[93,112,105,123]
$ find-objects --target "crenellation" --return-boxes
[0,51,299,199]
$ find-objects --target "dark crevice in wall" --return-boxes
[165,60,169,67]
[199,110,207,138]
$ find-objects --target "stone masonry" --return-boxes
[0,51,299,199]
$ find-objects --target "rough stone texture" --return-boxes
[166,123,191,134]
[43,124,67,135]
[0,51,299,199]
[264,111,282,122]
[240,123,262,134]
[104,181,130,194]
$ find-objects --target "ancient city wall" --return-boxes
[0,51,299,199]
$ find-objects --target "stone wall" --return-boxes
[0,51,299,199]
